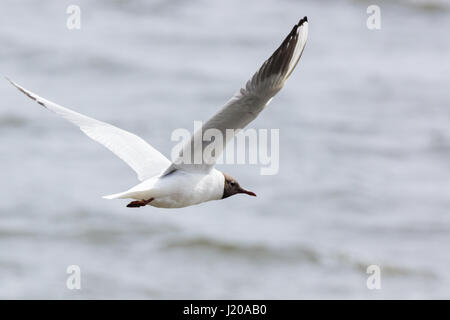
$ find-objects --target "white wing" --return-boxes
[8,79,171,181]
[167,17,308,174]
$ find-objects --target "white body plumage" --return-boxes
[104,168,225,208]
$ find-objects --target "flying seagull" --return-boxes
[8,17,308,208]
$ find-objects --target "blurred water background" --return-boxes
[1,0,450,299]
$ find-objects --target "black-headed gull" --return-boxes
[8,17,308,208]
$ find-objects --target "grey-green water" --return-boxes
[1,0,450,299]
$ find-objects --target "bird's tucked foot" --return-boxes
[126,198,154,208]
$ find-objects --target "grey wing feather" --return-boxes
[167,17,308,174]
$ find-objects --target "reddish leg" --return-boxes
[126,197,154,208]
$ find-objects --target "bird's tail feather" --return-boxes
[103,191,130,200]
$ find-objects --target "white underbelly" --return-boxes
[149,194,207,208]
[125,169,225,208]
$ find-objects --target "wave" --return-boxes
[162,236,321,263]
[0,115,27,129]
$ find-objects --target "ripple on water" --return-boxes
[162,236,321,264]
[0,115,27,129]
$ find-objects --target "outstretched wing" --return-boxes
[8,79,171,181]
[168,17,308,174]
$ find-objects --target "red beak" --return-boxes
[239,188,257,197]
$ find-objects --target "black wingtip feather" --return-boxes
[299,16,308,26]
[257,16,308,79]
[7,78,48,109]
[289,17,307,37]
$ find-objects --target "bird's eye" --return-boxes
[230,181,236,186]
